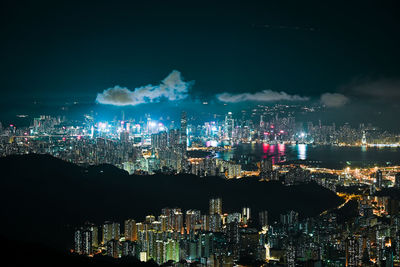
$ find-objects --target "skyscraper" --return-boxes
[259,210,268,228]
[242,207,251,224]
[225,112,234,140]
[346,236,358,267]
[209,198,222,215]
[102,221,120,244]
[376,170,383,189]
[185,209,201,234]
[124,219,137,241]
[180,111,187,149]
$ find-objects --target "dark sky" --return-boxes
[1,0,400,105]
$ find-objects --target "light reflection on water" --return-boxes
[297,144,307,160]
[217,143,400,168]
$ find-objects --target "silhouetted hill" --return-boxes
[0,154,344,251]
[0,235,158,267]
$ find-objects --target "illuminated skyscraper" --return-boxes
[286,242,296,267]
[242,207,251,224]
[227,213,241,224]
[376,170,383,189]
[346,236,358,267]
[185,209,201,234]
[106,239,120,258]
[124,219,137,241]
[158,215,168,232]
[225,112,234,140]
[172,210,184,233]
[121,240,135,257]
[146,215,156,224]
[102,221,120,244]
[167,129,180,147]
[74,229,82,254]
[209,214,222,232]
[180,111,187,149]
[120,130,129,143]
[209,198,222,215]
[82,229,93,255]
[74,226,94,255]
[151,131,167,150]
[260,158,273,179]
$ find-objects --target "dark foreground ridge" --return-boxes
[0,154,343,259]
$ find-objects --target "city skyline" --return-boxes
[1,1,400,266]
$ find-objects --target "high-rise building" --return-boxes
[102,221,120,244]
[168,129,180,147]
[225,112,234,140]
[180,111,187,149]
[158,215,168,232]
[286,242,296,267]
[124,219,137,241]
[242,207,251,224]
[151,131,167,150]
[209,214,222,232]
[74,226,94,255]
[260,158,273,179]
[120,131,129,143]
[346,236,358,267]
[376,170,383,189]
[74,229,82,254]
[164,239,180,262]
[209,198,222,215]
[106,239,120,258]
[172,210,183,233]
[280,210,298,226]
[259,211,268,228]
[146,215,156,224]
[121,240,135,257]
[185,209,201,234]
[227,213,241,224]
[81,229,93,255]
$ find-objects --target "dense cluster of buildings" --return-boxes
[72,165,400,266]
[2,107,400,265]
[1,106,400,179]
[73,198,268,265]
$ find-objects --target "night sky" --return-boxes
[1,1,400,120]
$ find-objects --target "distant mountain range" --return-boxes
[0,154,343,251]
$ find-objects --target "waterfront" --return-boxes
[218,143,400,169]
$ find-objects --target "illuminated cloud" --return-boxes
[96,70,194,106]
[320,93,349,107]
[217,90,309,103]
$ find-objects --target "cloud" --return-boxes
[96,70,194,106]
[349,79,400,99]
[320,93,349,107]
[217,89,309,103]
